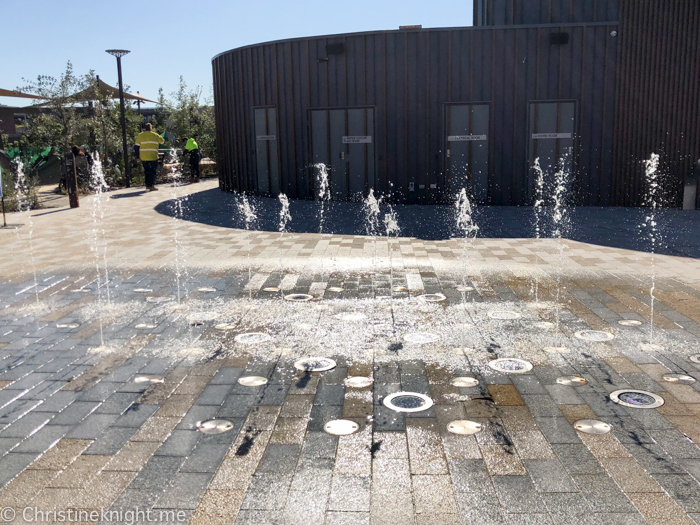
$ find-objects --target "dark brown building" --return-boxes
[212,0,699,206]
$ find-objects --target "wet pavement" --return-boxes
[1,181,700,524]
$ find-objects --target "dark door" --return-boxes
[254,106,280,195]
[528,101,576,201]
[445,103,489,203]
[310,107,375,201]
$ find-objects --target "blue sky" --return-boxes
[0,0,473,108]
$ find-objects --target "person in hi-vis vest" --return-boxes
[135,123,164,191]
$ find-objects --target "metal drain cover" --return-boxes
[134,288,153,293]
[327,287,344,292]
[456,285,474,292]
[610,390,664,409]
[574,419,612,434]
[662,374,696,384]
[135,323,157,329]
[238,376,269,386]
[403,332,439,344]
[451,377,480,388]
[488,358,533,374]
[146,296,174,303]
[197,287,217,292]
[419,293,446,302]
[575,330,614,342]
[324,419,360,436]
[383,392,434,413]
[263,287,281,292]
[56,323,80,329]
[334,312,367,321]
[392,286,407,292]
[544,346,570,354]
[556,376,588,386]
[447,420,483,435]
[134,375,165,384]
[215,323,237,330]
[284,293,313,302]
[344,376,373,388]
[294,357,336,372]
[489,311,521,320]
[689,355,700,364]
[198,419,234,434]
[234,332,271,344]
[618,319,643,326]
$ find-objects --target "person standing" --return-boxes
[135,123,164,191]
[184,134,201,183]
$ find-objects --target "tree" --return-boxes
[166,77,216,159]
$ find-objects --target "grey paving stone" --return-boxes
[522,395,563,417]
[647,430,700,459]
[180,443,230,473]
[544,384,585,405]
[328,474,370,512]
[300,431,338,459]
[13,424,72,453]
[511,375,548,395]
[651,474,700,513]
[535,417,582,444]
[177,405,219,430]
[155,430,200,457]
[0,399,42,425]
[24,381,68,400]
[32,390,78,413]
[257,444,301,474]
[0,436,20,455]
[492,475,547,514]
[129,456,186,490]
[308,405,342,431]
[196,384,234,406]
[256,383,290,406]
[154,472,212,509]
[209,367,244,384]
[593,514,647,525]
[48,401,100,425]
[541,492,595,520]
[218,395,256,418]
[4,373,54,390]
[455,490,507,525]
[449,459,492,492]
[372,406,406,431]
[95,392,140,414]
[0,388,28,410]
[551,444,606,475]
[314,384,345,406]
[574,475,638,513]
[289,457,334,493]
[240,474,292,510]
[524,459,580,493]
[0,412,51,438]
[109,488,164,509]
[78,381,122,402]
[66,413,119,439]
[622,442,686,474]
[83,426,138,455]
[112,403,159,427]
[233,510,284,525]
[0,452,39,487]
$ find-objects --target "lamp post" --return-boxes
[106,49,131,187]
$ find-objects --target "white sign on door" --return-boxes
[342,136,372,144]
[448,135,487,142]
[531,133,572,139]
[256,135,276,141]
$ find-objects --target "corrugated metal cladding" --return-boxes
[473,0,618,26]
[213,24,618,205]
[612,0,700,207]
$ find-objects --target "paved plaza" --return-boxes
[1,180,700,524]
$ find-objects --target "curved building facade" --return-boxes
[213,0,699,206]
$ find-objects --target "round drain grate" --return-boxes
[238,376,268,387]
[662,374,696,385]
[419,293,446,302]
[575,330,615,342]
[198,419,234,434]
[135,323,157,329]
[690,355,700,364]
[403,332,439,344]
[215,323,237,330]
[344,376,374,388]
[334,312,367,321]
[188,312,219,325]
[556,376,588,386]
[610,390,664,409]
[56,323,79,329]
[544,346,570,354]
[234,333,271,344]
[456,285,474,292]
[263,287,281,292]
[324,419,360,436]
[489,311,522,320]
[134,375,164,384]
[618,319,643,326]
[327,287,344,293]
[535,322,556,330]
[447,420,483,435]
[284,294,313,302]
[392,286,407,292]
[294,357,337,372]
[197,287,217,292]
[134,288,153,293]
[146,296,174,303]
[451,377,480,388]
[488,358,533,374]
[383,392,434,413]
[574,419,612,434]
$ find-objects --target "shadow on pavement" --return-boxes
[154,187,700,258]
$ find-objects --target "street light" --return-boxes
[106,49,131,187]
